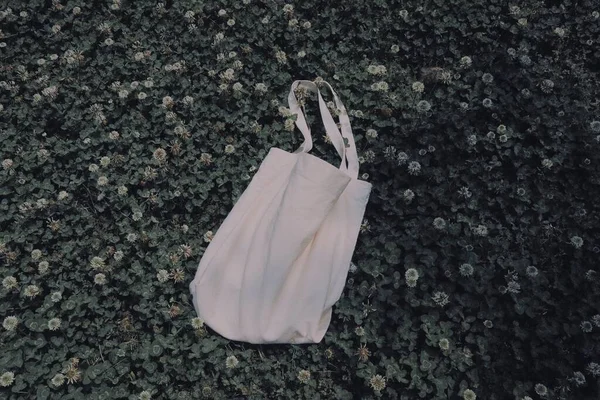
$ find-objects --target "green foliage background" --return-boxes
[1,0,599,399]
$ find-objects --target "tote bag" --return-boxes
[189,79,372,344]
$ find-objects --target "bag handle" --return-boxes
[318,80,360,179]
[287,80,359,179]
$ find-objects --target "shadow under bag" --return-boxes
[189,80,372,344]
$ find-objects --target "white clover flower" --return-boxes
[297,50,306,58]
[232,82,243,91]
[200,153,213,165]
[433,217,446,230]
[459,263,474,277]
[48,317,61,331]
[439,338,450,350]
[203,230,214,242]
[117,185,128,196]
[42,85,58,98]
[38,261,50,273]
[191,317,204,329]
[2,276,17,290]
[482,73,494,84]
[507,281,521,293]
[403,189,415,202]
[302,21,311,29]
[473,224,488,236]
[284,118,295,131]
[405,268,419,280]
[407,161,421,175]
[369,374,386,392]
[390,44,400,53]
[275,50,287,64]
[184,11,195,21]
[366,129,378,138]
[132,210,143,221]
[432,291,450,307]
[570,371,586,386]
[227,18,235,26]
[534,383,548,396]
[153,148,167,162]
[412,81,424,92]
[224,144,235,154]
[113,250,124,261]
[587,361,600,376]
[570,235,584,248]
[463,389,476,400]
[94,273,106,285]
[137,92,147,100]
[51,292,62,302]
[97,176,108,186]
[2,159,13,170]
[24,285,41,298]
[162,95,174,108]
[371,81,389,92]
[139,390,152,400]
[220,68,235,81]
[2,316,18,331]
[416,100,431,113]
[254,83,267,93]
[50,372,65,387]
[225,355,239,368]
[0,371,15,387]
[540,79,554,93]
[126,233,137,242]
[156,269,170,282]
[278,106,292,117]
[397,152,409,165]
[460,56,472,67]
[526,265,539,277]
[297,369,310,383]
[90,256,104,269]
[218,9,227,17]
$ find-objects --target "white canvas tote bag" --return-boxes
[189,79,372,344]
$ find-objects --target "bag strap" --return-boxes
[318,81,360,179]
[287,80,359,179]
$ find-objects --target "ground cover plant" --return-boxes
[1,0,599,399]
